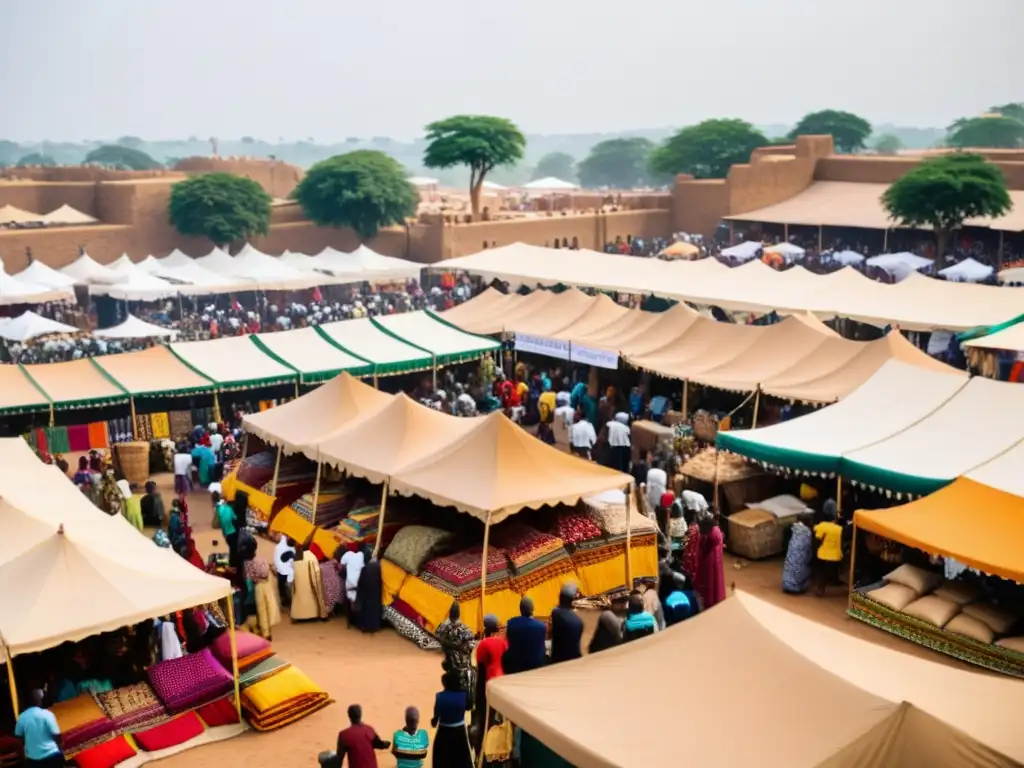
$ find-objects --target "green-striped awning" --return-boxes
[375,311,499,366]
[316,318,433,376]
[252,327,373,384]
[170,337,297,391]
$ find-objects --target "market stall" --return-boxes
[252,326,373,384]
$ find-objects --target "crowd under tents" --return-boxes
[0,310,79,342]
[433,242,1024,331]
[487,591,1024,768]
[440,288,959,405]
[865,252,934,281]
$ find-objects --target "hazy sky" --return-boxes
[2,0,1021,142]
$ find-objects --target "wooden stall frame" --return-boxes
[624,483,633,588]
[4,643,18,717]
[269,447,282,496]
[371,479,390,560]
[225,594,243,720]
[129,396,138,440]
[479,510,493,628]
[311,459,323,526]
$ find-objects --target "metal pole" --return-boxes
[712,449,722,513]
[818,225,823,253]
[847,522,858,610]
[4,645,19,716]
[371,479,390,560]
[270,446,282,496]
[681,380,688,420]
[624,483,633,589]
[479,510,493,634]
[751,388,761,428]
[836,474,843,519]
[130,396,138,440]
[311,460,322,526]
[225,595,242,721]
[432,355,437,391]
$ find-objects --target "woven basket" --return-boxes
[116,441,150,487]
[728,508,782,560]
[692,410,718,442]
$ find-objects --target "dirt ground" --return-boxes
[142,471,973,767]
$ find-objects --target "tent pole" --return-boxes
[784,223,789,241]
[751,388,761,428]
[4,645,18,717]
[432,355,437,391]
[373,374,379,390]
[847,522,858,610]
[241,432,249,459]
[475,704,492,768]
[624,483,633,589]
[129,396,138,440]
[294,379,299,399]
[998,230,1005,270]
[213,391,222,424]
[836,474,843,519]
[371,479,390,560]
[883,229,889,252]
[48,403,54,429]
[270,446,282,496]
[225,594,242,721]
[712,448,722,514]
[479,511,493,635]
[311,460,322,526]
[818,225,823,253]
[681,380,688,420]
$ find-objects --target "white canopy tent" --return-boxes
[764,242,805,261]
[721,241,764,261]
[107,254,138,277]
[829,250,866,266]
[158,249,196,269]
[0,311,79,342]
[40,205,97,225]
[61,253,121,285]
[938,257,994,283]
[481,180,508,191]
[93,314,177,340]
[522,176,579,191]
[13,261,78,289]
[865,252,933,281]
[92,272,180,301]
[0,271,75,306]
[155,260,251,295]
[0,205,42,224]
[277,250,318,272]
[134,256,163,275]
[997,266,1024,285]
[312,245,422,283]
[198,244,323,291]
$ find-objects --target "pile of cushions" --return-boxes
[384,525,457,573]
[492,524,574,596]
[337,505,383,541]
[240,665,332,732]
[147,648,234,714]
[49,694,115,752]
[235,450,278,489]
[866,564,1021,646]
[554,509,604,545]
[95,682,167,732]
[210,630,275,673]
[420,545,512,600]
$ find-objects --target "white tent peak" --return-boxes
[13,261,78,289]
[41,205,97,226]
[0,310,79,342]
[61,253,120,285]
[522,176,579,191]
[93,314,177,339]
[939,257,994,283]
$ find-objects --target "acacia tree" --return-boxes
[532,152,576,181]
[577,138,658,188]
[788,109,872,153]
[294,150,417,239]
[423,115,525,218]
[947,116,1024,149]
[648,119,767,179]
[85,144,162,170]
[168,172,271,248]
[881,153,1011,259]
[872,134,904,155]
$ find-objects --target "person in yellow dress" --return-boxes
[117,480,145,533]
[813,499,843,597]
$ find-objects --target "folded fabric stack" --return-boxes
[239,656,291,690]
[147,648,235,714]
[493,524,575,593]
[210,631,275,673]
[269,507,316,549]
[132,710,206,752]
[555,509,605,546]
[381,558,409,605]
[420,545,512,601]
[95,682,169,732]
[240,665,332,732]
[236,450,277,489]
[48,693,115,753]
[169,410,193,441]
[337,505,382,540]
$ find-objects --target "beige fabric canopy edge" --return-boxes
[488,591,1024,768]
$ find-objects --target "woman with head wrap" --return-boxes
[697,515,726,609]
[354,547,383,633]
[73,456,92,488]
[606,412,631,472]
[191,439,216,487]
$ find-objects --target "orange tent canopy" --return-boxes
[855,478,1024,583]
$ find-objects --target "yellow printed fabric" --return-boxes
[460,588,521,634]
[380,559,409,606]
[575,553,627,597]
[397,575,452,633]
[270,508,315,548]
[630,542,659,581]
[150,412,170,439]
[221,468,238,503]
[241,665,332,732]
[518,571,580,620]
[235,480,274,522]
[311,527,343,560]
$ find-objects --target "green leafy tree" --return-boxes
[0,140,21,165]
[531,152,576,181]
[947,116,1024,149]
[881,153,1011,259]
[116,136,145,149]
[989,103,1024,124]
[788,109,872,153]
[168,172,271,247]
[294,150,417,239]
[16,153,56,167]
[85,144,163,170]
[423,115,526,217]
[872,134,904,155]
[577,138,658,188]
[648,119,766,179]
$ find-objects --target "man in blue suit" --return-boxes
[503,596,547,674]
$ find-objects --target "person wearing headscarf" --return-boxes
[606,412,631,472]
[140,480,165,528]
[549,583,583,664]
[783,514,815,595]
[318,550,343,616]
[118,480,144,532]
[697,516,726,609]
[681,505,703,587]
[191,440,216,487]
[538,379,556,424]
[100,470,123,517]
[290,546,328,621]
[72,456,92,488]
[244,554,281,639]
[436,603,474,696]
[588,610,622,654]
[622,591,656,642]
[353,549,383,633]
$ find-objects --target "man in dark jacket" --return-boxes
[503,597,547,674]
[549,582,583,664]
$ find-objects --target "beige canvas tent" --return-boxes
[488,592,1024,767]
[21,358,128,410]
[92,346,214,398]
[243,371,391,453]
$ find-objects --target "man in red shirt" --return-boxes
[336,704,390,768]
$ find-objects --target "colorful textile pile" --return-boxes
[210,631,274,673]
[383,604,442,650]
[555,509,604,545]
[133,711,205,752]
[236,451,277,489]
[381,558,409,605]
[48,693,114,751]
[396,574,455,633]
[269,507,315,549]
[107,417,134,444]
[96,682,168,731]
[87,421,110,449]
[336,505,381,539]
[169,410,193,441]
[384,525,458,573]
[291,489,350,526]
[67,424,90,452]
[135,414,155,440]
[147,648,235,714]
[420,545,511,600]
[239,656,291,690]
[492,524,575,596]
[240,665,332,732]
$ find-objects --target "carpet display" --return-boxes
[420,545,512,600]
[48,693,114,751]
[240,665,333,732]
[555,509,604,545]
[147,648,235,714]
[383,605,442,650]
[96,683,167,731]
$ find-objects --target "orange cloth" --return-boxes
[87,422,109,450]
